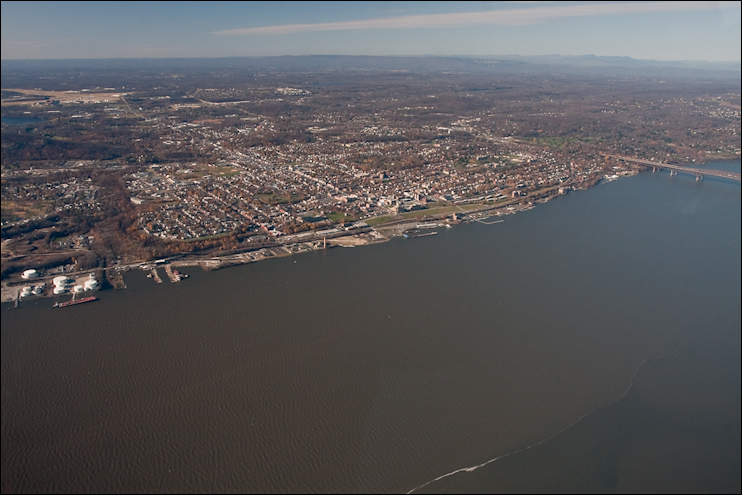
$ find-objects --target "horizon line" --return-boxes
[1,54,740,65]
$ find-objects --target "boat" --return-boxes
[53,296,98,308]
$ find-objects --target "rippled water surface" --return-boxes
[2,162,739,493]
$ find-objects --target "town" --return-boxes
[2,56,740,299]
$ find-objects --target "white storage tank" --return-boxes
[84,279,99,291]
[53,286,68,295]
[73,285,84,293]
[53,276,68,285]
[22,269,39,279]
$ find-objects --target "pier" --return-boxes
[476,217,505,225]
[163,264,180,282]
[151,268,163,283]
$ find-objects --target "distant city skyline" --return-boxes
[1,1,740,62]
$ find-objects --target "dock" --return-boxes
[405,229,438,239]
[163,264,180,282]
[151,268,163,283]
[476,218,504,225]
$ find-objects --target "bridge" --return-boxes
[605,155,741,182]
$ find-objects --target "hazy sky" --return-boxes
[2,1,740,61]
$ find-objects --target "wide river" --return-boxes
[2,162,740,493]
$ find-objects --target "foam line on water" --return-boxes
[406,349,677,494]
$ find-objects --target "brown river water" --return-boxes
[2,162,739,493]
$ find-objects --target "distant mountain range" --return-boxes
[471,54,740,72]
[2,54,739,81]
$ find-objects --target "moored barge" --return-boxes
[53,296,98,308]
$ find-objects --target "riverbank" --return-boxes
[0,181,604,305]
[5,160,732,305]
[3,160,738,493]
[1,268,104,305]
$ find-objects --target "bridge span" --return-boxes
[605,155,740,182]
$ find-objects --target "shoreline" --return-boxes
[0,195,562,306]
[3,160,739,306]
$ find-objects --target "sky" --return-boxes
[1,1,740,62]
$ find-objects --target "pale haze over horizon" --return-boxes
[1,1,740,62]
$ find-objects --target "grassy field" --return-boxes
[326,211,353,223]
[365,216,394,226]
[364,203,488,226]
[400,203,485,219]
[1,200,53,223]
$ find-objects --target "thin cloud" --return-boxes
[214,1,717,36]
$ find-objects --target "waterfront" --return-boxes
[2,162,740,493]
